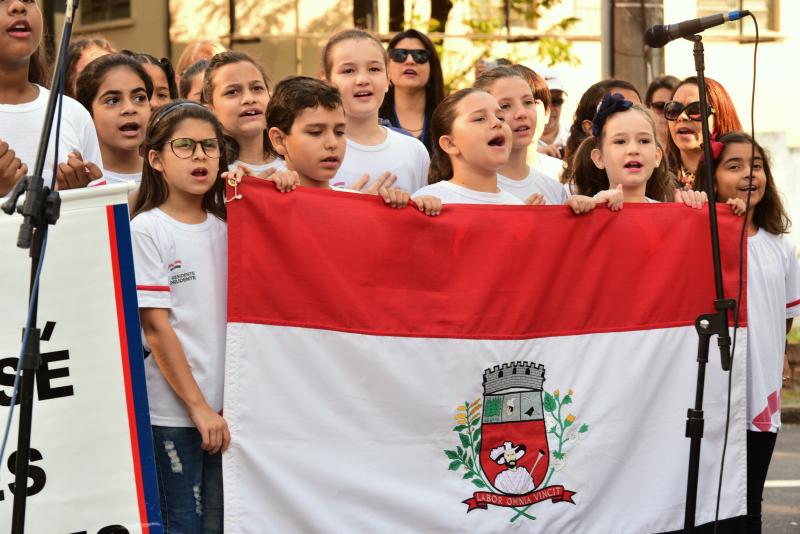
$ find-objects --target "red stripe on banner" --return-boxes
[137,285,170,292]
[227,178,746,339]
[787,298,800,309]
[107,206,150,533]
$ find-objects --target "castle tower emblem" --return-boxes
[478,362,549,494]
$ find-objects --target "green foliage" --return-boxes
[543,391,556,412]
[434,0,580,92]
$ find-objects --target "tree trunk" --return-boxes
[389,0,405,32]
[429,0,453,37]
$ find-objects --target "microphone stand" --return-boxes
[1,1,79,531]
[682,34,736,533]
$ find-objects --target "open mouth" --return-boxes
[513,125,530,133]
[7,20,32,37]
[738,184,759,192]
[488,134,506,147]
[119,122,140,135]
[320,156,340,167]
[191,168,209,177]
[239,109,262,118]
[624,161,643,169]
[402,69,417,75]
[354,91,373,98]
[677,127,693,135]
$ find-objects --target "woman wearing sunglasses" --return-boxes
[644,75,680,154]
[379,29,445,154]
[666,76,742,190]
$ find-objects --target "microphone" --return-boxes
[644,10,751,48]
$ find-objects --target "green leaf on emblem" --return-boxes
[579,423,589,433]
[472,479,486,488]
[459,433,471,449]
[453,425,467,432]
[448,460,461,471]
[543,392,556,412]
[444,449,459,460]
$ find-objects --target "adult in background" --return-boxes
[666,76,741,190]
[644,75,680,157]
[537,68,569,160]
[379,29,445,154]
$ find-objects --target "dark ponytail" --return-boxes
[428,88,481,184]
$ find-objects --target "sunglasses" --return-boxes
[663,100,714,122]
[167,138,222,159]
[650,101,668,114]
[551,97,565,107]
[389,48,431,64]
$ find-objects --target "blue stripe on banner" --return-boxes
[113,203,163,531]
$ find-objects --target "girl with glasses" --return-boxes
[666,76,742,190]
[75,53,153,186]
[644,75,680,155]
[130,100,237,532]
[379,29,445,155]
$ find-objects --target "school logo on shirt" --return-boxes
[444,362,585,522]
[168,260,197,285]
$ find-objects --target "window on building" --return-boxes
[81,0,131,25]
[697,0,779,33]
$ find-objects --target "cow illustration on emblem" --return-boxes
[444,362,588,522]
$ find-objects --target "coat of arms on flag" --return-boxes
[447,362,582,522]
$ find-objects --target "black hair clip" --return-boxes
[150,101,207,130]
[591,92,633,137]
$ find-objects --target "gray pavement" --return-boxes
[764,423,800,533]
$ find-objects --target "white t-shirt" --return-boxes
[228,158,286,175]
[333,127,429,194]
[413,180,524,205]
[0,85,103,186]
[131,208,228,427]
[89,170,142,186]
[527,151,565,182]
[498,168,569,205]
[747,229,800,432]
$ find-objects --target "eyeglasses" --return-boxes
[551,97,565,107]
[167,138,222,159]
[389,48,431,64]
[663,100,714,122]
[650,101,668,114]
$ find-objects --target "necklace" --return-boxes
[680,165,696,188]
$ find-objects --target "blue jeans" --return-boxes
[152,426,223,533]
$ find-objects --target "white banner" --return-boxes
[0,185,161,533]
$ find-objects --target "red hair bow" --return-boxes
[709,131,724,160]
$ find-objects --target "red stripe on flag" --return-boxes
[228,179,746,339]
[107,206,149,532]
[787,298,800,308]
[137,285,170,292]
